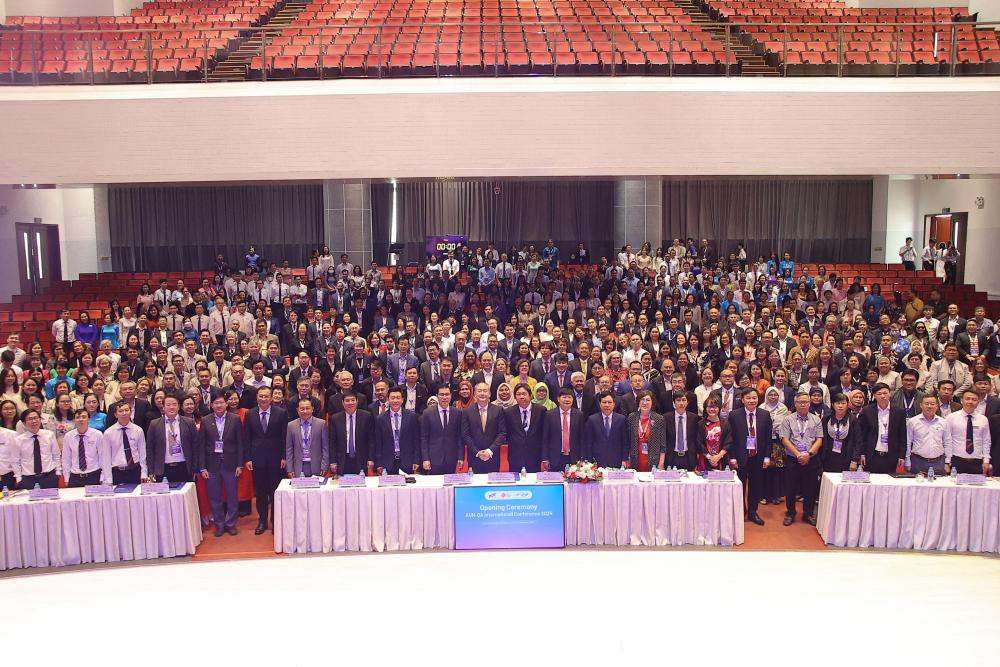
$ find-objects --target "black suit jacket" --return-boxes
[198,412,244,473]
[858,403,907,463]
[224,383,258,409]
[583,411,630,467]
[541,407,585,466]
[728,407,772,468]
[146,415,198,477]
[108,398,150,431]
[419,406,464,470]
[663,410,702,469]
[243,406,289,464]
[329,409,375,473]
[470,372,504,401]
[503,403,546,472]
[374,409,421,473]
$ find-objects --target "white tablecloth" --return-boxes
[274,473,744,554]
[0,483,202,570]
[817,472,1000,553]
[565,476,745,547]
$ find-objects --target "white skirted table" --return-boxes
[817,472,1000,553]
[273,473,744,554]
[0,483,202,570]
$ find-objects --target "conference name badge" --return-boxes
[832,439,843,454]
[746,436,756,454]
[214,439,224,454]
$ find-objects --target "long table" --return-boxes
[0,483,203,570]
[817,472,1000,553]
[273,473,744,554]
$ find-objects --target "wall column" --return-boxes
[614,177,663,256]
[323,180,373,268]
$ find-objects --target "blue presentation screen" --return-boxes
[453,484,565,550]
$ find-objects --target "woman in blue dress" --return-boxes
[99,312,121,350]
[75,312,99,351]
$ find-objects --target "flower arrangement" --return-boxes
[564,460,603,483]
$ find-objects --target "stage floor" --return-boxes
[6,548,999,665]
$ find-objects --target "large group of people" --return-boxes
[0,237,998,535]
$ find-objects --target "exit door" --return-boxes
[16,223,62,296]
[922,212,968,285]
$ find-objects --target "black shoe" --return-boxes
[783,515,795,526]
[254,522,267,535]
[804,516,817,526]
[226,525,238,536]
[214,526,225,538]
[238,509,251,518]
[747,514,765,526]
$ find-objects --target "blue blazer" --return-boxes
[543,370,572,402]
[386,353,420,384]
[374,409,420,474]
[583,411,630,467]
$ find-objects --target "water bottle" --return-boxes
[651,465,657,473]
[951,465,958,481]
[520,466,527,482]
[381,467,387,477]
[564,464,570,475]
[1,485,8,501]
[34,483,40,490]
[857,463,864,474]
[927,467,935,482]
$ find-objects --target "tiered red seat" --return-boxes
[0,1,281,83]
[701,1,1000,74]
[246,0,738,78]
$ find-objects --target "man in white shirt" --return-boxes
[898,237,917,271]
[102,403,148,484]
[441,252,460,276]
[13,410,61,488]
[944,390,991,475]
[51,309,77,354]
[905,395,947,475]
[62,409,107,487]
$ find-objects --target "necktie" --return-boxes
[676,415,687,453]
[604,415,611,437]
[543,360,549,374]
[34,436,42,475]
[522,409,529,432]
[122,427,134,466]
[261,411,268,431]
[392,412,400,454]
[78,433,86,470]
[442,409,448,429]
[480,408,487,430]
[748,412,756,455]
[966,414,975,455]
[561,412,570,455]
[168,420,180,456]
[432,362,439,381]
[347,414,355,456]
[63,320,68,343]
[217,364,224,384]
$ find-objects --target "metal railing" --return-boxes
[0,19,997,85]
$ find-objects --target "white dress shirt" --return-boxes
[163,417,186,465]
[944,410,991,463]
[101,421,148,479]
[0,427,18,481]
[13,428,61,479]
[905,414,947,462]
[61,427,105,481]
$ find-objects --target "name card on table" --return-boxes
[536,471,565,483]
[28,487,59,501]
[841,471,871,483]
[653,470,683,482]
[604,469,635,482]
[956,473,987,486]
[84,484,115,497]
[338,474,366,487]
[377,474,407,487]
[290,477,322,489]
[706,470,736,482]
[140,481,171,495]
[487,472,517,484]
[443,473,473,486]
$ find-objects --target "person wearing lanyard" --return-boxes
[904,395,947,475]
[665,393,701,471]
[820,394,860,474]
[375,387,420,475]
[891,369,924,419]
[200,395,244,537]
[944,389,991,475]
[62,409,106,487]
[778,392,823,526]
[627,391,666,472]
[13,410,61,489]
[858,383,906,474]
[728,389,772,525]
[100,403,147,485]
[147,395,198,483]
[285,397,329,478]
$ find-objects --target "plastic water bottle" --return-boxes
[381,467,387,477]
[651,465,657,473]
[520,466,527,482]
[927,467,935,482]
[951,465,958,481]
[33,483,40,490]
[1,485,8,501]
[564,464,570,474]
[857,463,864,474]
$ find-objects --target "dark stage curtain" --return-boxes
[108,184,323,272]
[375,180,616,263]
[661,178,873,263]
[370,182,393,266]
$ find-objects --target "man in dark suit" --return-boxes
[418,342,446,389]
[543,353,573,400]
[972,373,1000,418]
[470,351,504,401]
[399,367,429,415]
[107,381,150,433]
[570,372,597,417]
[461,382,507,473]
[857,383,907,474]
[504,382,546,472]
[419,384,464,475]
[190,369,222,411]
[374,386,421,474]
[284,397,329,478]
[386,336,420,386]
[224,364,258,409]
[541,388,585,471]
[146,395,198,483]
[243,386,289,535]
[584,391,630,468]
[728,390,772,525]
[658,373,698,416]
[664,394,702,470]
[529,343,556,381]
[198,395,245,537]
[329,391,375,475]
